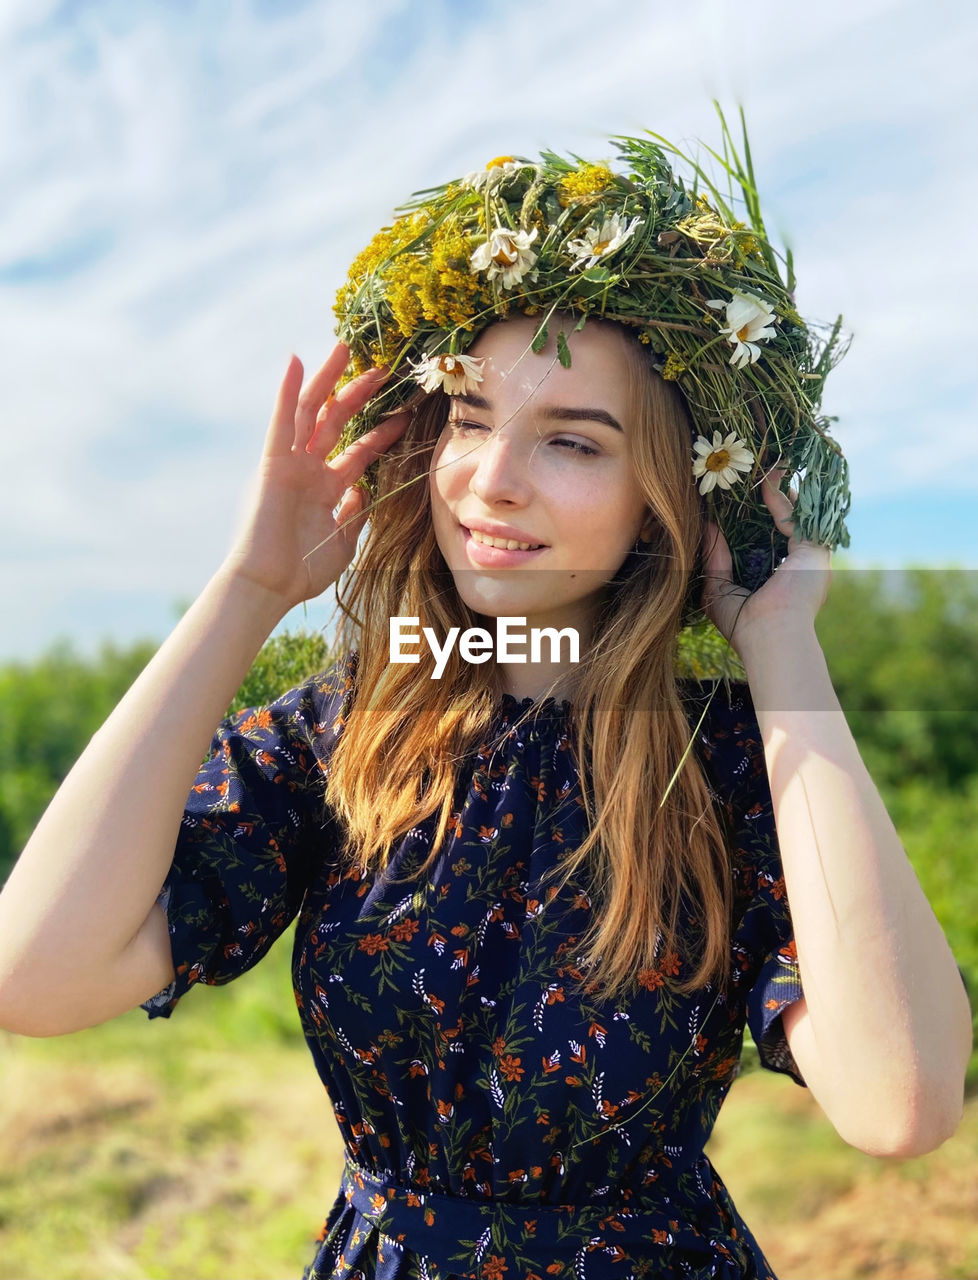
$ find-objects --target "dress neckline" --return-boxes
[496,691,574,719]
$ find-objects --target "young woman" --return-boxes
[0,126,971,1280]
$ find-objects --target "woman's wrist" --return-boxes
[210,558,302,636]
[734,618,831,719]
[733,613,820,672]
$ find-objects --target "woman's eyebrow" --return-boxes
[543,405,623,433]
[452,393,492,411]
[451,393,623,433]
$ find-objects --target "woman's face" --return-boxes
[428,316,655,640]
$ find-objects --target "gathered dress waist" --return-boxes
[336,1158,752,1278]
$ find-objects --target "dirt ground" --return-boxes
[1,1008,975,1280]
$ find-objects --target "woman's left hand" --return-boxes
[700,468,832,656]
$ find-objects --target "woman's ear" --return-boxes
[638,508,657,543]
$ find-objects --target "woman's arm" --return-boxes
[737,617,972,1157]
[0,346,403,1036]
[702,472,972,1157]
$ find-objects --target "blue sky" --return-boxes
[1,0,976,659]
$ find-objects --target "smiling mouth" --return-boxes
[465,527,547,552]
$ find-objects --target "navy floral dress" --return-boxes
[143,651,804,1280]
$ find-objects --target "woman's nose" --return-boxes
[468,428,534,505]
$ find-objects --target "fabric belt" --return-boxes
[336,1158,750,1279]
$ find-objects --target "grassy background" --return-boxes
[1,923,975,1280]
[2,571,977,1278]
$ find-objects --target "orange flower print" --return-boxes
[660,950,681,976]
[638,967,664,991]
[390,917,419,942]
[492,1036,507,1057]
[358,933,389,956]
[498,1054,524,1082]
[481,1255,508,1279]
[239,708,273,733]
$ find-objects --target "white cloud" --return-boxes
[1,0,975,657]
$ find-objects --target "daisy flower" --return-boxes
[469,227,539,289]
[461,156,527,192]
[691,430,754,494]
[706,292,778,368]
[411,352,485,395]
[566,214,642,271]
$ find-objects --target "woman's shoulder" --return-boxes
[219,648,360,760]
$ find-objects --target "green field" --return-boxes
[2,573,977,1278]
[1,918,975,1280]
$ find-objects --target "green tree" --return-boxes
[815,568,978,793]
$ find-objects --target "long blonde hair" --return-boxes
[326,319,733,1001]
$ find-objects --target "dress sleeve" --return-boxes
[688,679,806,1087]
[141,653,356,1020]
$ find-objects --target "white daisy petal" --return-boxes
[690,429,755,494]
[566,214,642,271]
[411,353,485,395]
[470,227,539,289]
[711,290,778,369]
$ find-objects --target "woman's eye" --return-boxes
[553,438,599,457]
[447,420,598,458]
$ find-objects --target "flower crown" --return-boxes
[332,108,851,593]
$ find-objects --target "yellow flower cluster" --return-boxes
[421,219,488,331]
[382,217,491,338]
[340,212,428,292]
[558,163,615,206]
[335,212,433,367]
[730,220,761,260]
[677,209,730,247]
[674,201,762,265]
[661,352,687,380]
[336,209,495,365]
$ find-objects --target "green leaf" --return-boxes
[531,319,549,353]
[579,267,614,284]
[556,329,572,368]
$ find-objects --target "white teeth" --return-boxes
[469,528,543,551]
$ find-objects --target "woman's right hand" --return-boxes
[224,341,409,612]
